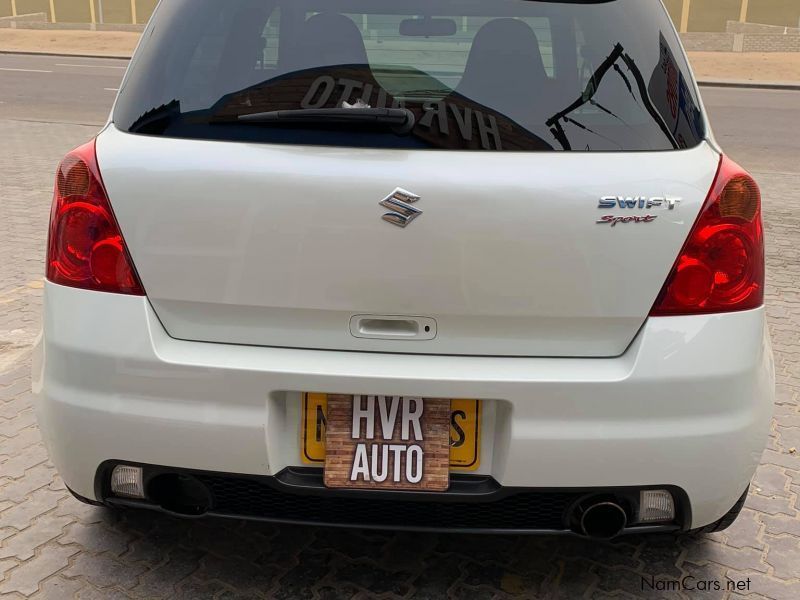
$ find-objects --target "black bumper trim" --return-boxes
[95,461,692,535]
[105,496,682,536]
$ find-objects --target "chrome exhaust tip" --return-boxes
[577,501,628,540]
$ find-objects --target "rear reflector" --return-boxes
[110,465,145,498]
[650,155,763,316]
[638,490,675,523]
[47,139,144,295]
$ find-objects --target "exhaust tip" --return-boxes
[147,473,212,517]
[579,501,628,540]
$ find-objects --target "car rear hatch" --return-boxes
[101,0,716,357]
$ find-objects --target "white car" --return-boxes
[33,0,774,539]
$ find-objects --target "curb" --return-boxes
[1,50,799,90]
[0,50,131,60]
[698,79,800,91]
[0,20,145,34]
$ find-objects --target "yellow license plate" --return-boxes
[301,394,481,471]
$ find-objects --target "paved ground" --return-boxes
[1,54,800,599]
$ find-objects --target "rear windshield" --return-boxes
[114,0,705,152]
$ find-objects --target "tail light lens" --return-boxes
[650,155,763,316]
[47,140,144,295]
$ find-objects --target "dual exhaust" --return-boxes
[113,466,664,540]
[146,475,631,540]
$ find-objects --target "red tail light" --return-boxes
[47,140,144,295]
[650,155,763,316]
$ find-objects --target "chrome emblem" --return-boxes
[596,196,682,226]
[598,196,682,210]
[380,188,422,228]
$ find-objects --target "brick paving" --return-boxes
[1,116,799,599]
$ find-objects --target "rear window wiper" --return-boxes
[234,108,416,134]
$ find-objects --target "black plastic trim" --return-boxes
[276,466,502,500]
[95,461,692,535]
[66,485,105,507]
[105,495,682,536]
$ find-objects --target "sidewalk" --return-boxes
[1,28,800,86]
[688,51,800,86]
[0,29,139,58]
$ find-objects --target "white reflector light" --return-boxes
[110,465,144,498]
[638,490,675,523]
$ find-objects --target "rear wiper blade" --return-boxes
[236,107,416,134]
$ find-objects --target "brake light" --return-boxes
[47,140,144,295]
[650,155,763,316]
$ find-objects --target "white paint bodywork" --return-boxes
[96,126,721,357]
[33,282,773,528]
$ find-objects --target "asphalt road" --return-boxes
[0,54,125,126]
[1,52,799,176]
[700,86,800,175]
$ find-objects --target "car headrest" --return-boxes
[292,12,369,70]
[458,18,549,103]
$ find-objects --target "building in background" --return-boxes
[1,0,156,24]
[663,0,800,32]
[1,0,799,31]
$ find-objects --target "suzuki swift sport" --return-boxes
[33,0,774,539]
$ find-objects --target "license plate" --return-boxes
[324,395,450,491]
[301,394,481,474]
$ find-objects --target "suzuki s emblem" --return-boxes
[380,188,422,228]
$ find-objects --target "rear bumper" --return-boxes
[33,282,774,530]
